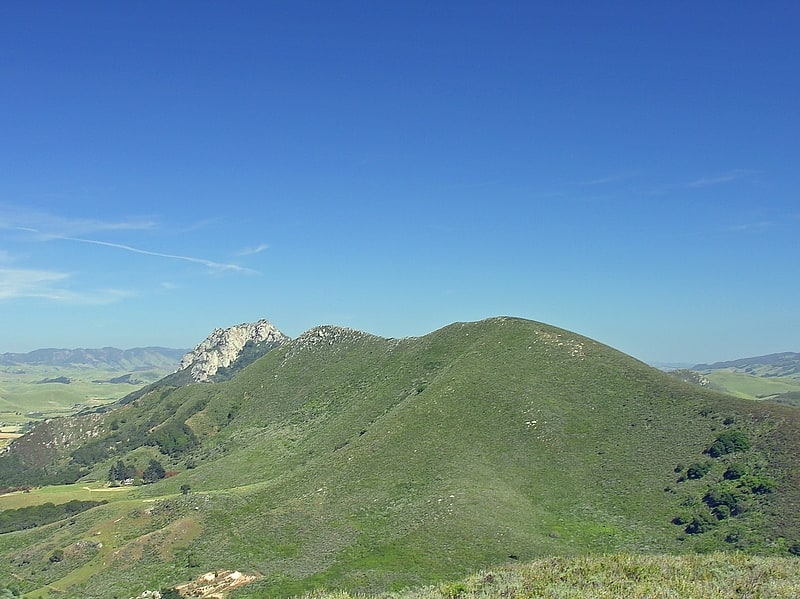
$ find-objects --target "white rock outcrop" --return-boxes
[179,319,288,382]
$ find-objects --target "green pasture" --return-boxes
[0,482,135,510]
[0,364,171,431]
[703,371,800,400]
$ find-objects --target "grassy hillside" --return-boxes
[702,371,800,400]
[694,352,800,380]
[2,318,799,598]
[303,553,800,599]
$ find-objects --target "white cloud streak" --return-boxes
[0,267,69,300]
[1,206,257,276]
[726,221,775,233]
[573,172,638,186]
[56,235,256,273]
[0,267,130,304]
[685,170,760,188]
[0,205,156,237]
[236,243,270,256]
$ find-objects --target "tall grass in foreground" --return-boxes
[300,553,800,599]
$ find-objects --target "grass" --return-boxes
[0,363,177,432]
[0,481,134,509]
[702,371,800,400]
[300,553,800,599]
[3,318,800,598]
[0,431,21,450]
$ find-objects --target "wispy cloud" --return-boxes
[0,267,70,300]
[236,243,270,256]
[0,267,130,304]
[2,206,258,278]
[0,204,156,237]
[50,233,256,273]
[726,221,775,233]
[573,172,638,186]
[685,169,760,188]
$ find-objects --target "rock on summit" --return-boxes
[179,319,288,382]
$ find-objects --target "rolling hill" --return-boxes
[693,353,800,379]
[0,347,186,370]
[0,347,187,436]
[688,352,800,404]
[1,317,799,598]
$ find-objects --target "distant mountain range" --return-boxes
[0,347,187,371]
[693,352,800,379]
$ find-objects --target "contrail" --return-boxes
[15,227,254,273]
[64,236,254,273]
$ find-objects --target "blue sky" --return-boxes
[1,2,797,364]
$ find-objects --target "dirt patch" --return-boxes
[174,570,261,598]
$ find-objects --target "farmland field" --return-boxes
[703,371,800,400]
[0,364,174,433]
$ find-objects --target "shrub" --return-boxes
[147,422,198,456]
[741,475,777,495]
[723,463,747,480]
[685,509,718,534]
[707,430,751,457]
[442,582,469,598]
[703,487,743,519]
[686,462,713,479]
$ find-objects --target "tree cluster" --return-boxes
[108,458,166,484]
[0,500,106,534]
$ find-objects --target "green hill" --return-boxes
[685,352,800,402]
[1,317,799,598]
[694,352,800,380]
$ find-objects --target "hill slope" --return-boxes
[0,347,186,370]
[1,317,799,598]
[688,352,800,403]
[693,352,800,379]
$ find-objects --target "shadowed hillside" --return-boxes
[1,317,799,598]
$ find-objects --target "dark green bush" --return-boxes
[707,430,751,457]
[723,463,747,480]
[0,500,106,534]
[686,461,713,479]
[703,487,744,519]
[142,459,166,483]
[147,421,198,456]
[741,475,777,495]
[685,509,718,534]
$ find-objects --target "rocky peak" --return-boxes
[179,319,288,382]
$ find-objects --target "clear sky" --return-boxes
[1,2,798,364]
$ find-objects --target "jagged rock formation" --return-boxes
[179,319,288,382]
